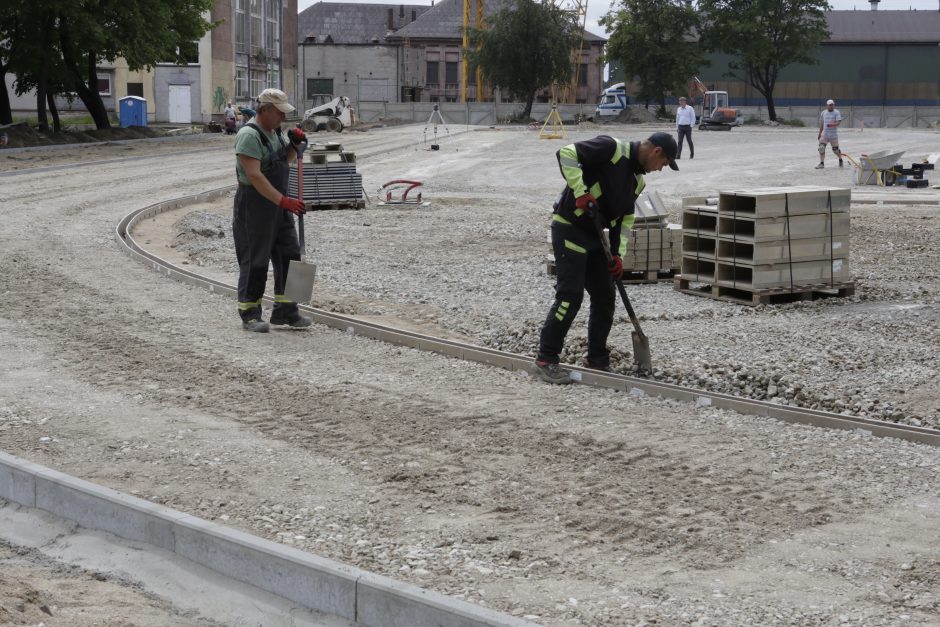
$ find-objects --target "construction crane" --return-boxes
[461,0,484,102]
[562,0,589,105]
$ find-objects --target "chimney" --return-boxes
[412,10,417,21]
[400,4,404,18]
[387,7,394,29]
[869,0,879,9]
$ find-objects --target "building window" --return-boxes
[579,64,588,87]
[265,0,280,59]
[426,61,439,86]
[250,72,265,99]
[467,64,477,86]
[235,0,247,54]
[97,76,111,96]
[445,62,458,86]
[126,82,144,97]
[307,78,334,97]
[250,0,263,54]
[236,69,248,98]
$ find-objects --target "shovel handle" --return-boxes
[295,137,307,260]
[592,213,646,337]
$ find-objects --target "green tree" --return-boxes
[697,0,830,121]
[601,0,703,115]
[3,0,216,129]
[466,0,577,119]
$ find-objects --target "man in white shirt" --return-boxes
[675,96,696,159]
[816,98,843,169]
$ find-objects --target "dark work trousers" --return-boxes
[233,143,301,323]
[537,220,616,368]
[677,124,694,158]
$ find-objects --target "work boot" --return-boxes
[815,162,824,169]
[242,318,270,333]
[270,313,312,328]
[839,158,844,167]
[532,360,573,385]
[584,358,611,372]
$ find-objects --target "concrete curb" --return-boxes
[0,451,537,627]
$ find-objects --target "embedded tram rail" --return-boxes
[116,186,940,448]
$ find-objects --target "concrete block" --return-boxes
[718,211,850,243]
[0,451,42,507]
[682,233,716,259]
[718,186,851,217]
[34,470,186,551]
[717,258,850,290]
[681,257,716,282]
[355,571,537,627]
[717,235,849,264]
[682,206,718,236]
[173,515,359,621]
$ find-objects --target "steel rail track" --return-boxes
[115,195,940,451]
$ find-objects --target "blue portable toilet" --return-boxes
[119,96,148,127]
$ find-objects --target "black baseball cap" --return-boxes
[648,132,679,171]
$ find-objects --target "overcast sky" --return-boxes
[297,0,940,39]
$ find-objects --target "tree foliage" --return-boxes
[601,0,703,114]
[1,0,216,129]
[697,0,830,120]
[466,0,577,118]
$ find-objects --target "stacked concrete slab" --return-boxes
[622,191,681,275]
[678,186,853,302]
[287,142,365,210]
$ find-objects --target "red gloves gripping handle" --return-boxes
[575,193,597,214]
[279,195,306,215]
[608,255,623,280]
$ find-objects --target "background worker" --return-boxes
[675,96,696,159]
[533,133,679,384]
[233,88,311,333]
[816,98,843,169]
[223,101,237,135]
[237,105,256,128]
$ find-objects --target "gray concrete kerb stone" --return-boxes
[0,450,541,627]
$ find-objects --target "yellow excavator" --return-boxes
[689,76,741,131]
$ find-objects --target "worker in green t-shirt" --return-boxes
[232,88,310,332]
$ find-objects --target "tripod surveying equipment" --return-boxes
[423,104,449,150]
[539,102,567,140]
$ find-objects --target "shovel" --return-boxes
[283,134,317,304]
[593,212,653,373]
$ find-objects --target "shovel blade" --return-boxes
[631,331,653,373]
[284,260,317,304]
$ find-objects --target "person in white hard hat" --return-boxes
[816,99,843,169]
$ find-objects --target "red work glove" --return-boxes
[608,255,623,280]
[279,195,306,215]
[575,193,597,215]
[287,127,306,146]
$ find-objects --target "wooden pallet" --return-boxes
[545,262,677,283]
[674,275,855,306]
[305,200,366,211]
[620,268,678,284]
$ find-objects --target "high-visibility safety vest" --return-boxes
[553,135,644,258]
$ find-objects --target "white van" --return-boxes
[595,83,628,117]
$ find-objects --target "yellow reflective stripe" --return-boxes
[274,294,294,303]
[555,300,570,321]
[619,215,636,257]
[564,240,586,254]
[237,300,261,311]
[552,214,572,225]
[589,182,602,199]
[555,311,565,321]
[559,144,587,197]
[610,140,624,164]
[635,175,646,195]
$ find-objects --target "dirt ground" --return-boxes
[1,124,939,625]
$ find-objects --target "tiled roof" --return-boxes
[826,9,940,43]
[298,2,432,44]
[389,0,605,42]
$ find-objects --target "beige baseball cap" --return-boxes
[826,99,835,105]
[257,88,295,113]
